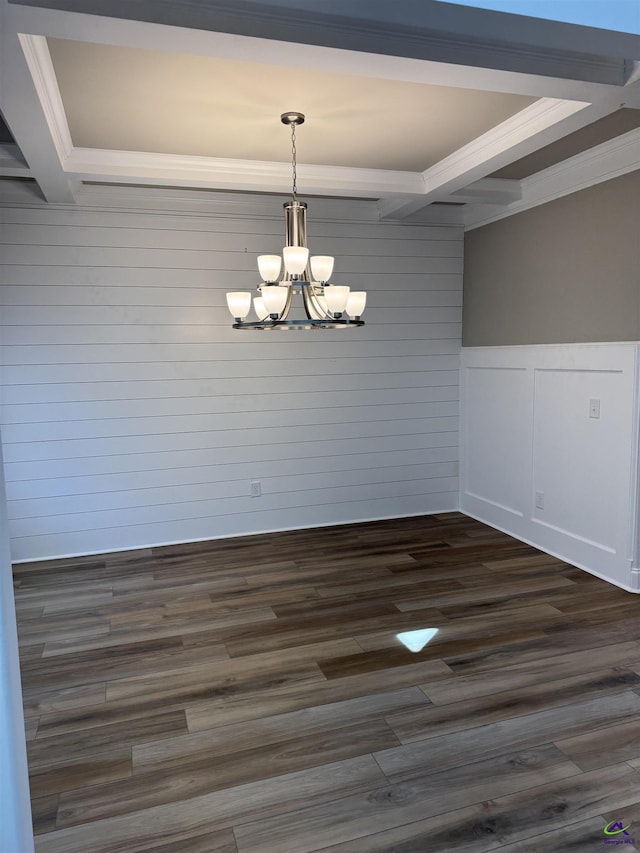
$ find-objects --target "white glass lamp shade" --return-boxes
[262,285,288,316]
[257,255,282,283]
[324,285,350,314]
[226,291,252,320]
[310,255,334,283]
[283,246,309,276]
[346,291,367,317]
[253,296,269,321]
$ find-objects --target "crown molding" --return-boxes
[464,127,640,230]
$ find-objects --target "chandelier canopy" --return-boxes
[226,112,366,331]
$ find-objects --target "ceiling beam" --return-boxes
[5,2,633,102]
[377,178,522,219]
[447,178,522,205]
[464,126,640,230]
[64,147,426,198]
[0,30,77,202]
[3,0,638,211]
[377,97,630,219]
[198,0,640,61]
[9,0,638,85]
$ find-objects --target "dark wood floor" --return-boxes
[13,512,640,853]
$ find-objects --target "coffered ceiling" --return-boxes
[0,0,639,228]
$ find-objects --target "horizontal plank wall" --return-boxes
[460,343,640,592]
[0,190,462,561]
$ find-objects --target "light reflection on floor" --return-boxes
[396,627,439,652]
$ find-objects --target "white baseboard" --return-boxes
[463,507,640,594]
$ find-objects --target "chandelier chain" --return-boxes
[291,121,297,201]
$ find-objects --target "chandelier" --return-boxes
[226,112,366,330]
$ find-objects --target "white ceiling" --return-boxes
[0,0,639,227]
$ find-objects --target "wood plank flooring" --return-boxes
[12,512,640,853]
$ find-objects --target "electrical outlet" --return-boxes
[589,398,601,419]
[535,491,544,510]
[250,480,262,498]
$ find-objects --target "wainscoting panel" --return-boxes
[461,344,640,591]
[463,365,529,518]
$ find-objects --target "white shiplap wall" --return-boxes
[0,189,462,561]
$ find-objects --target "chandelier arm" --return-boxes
[303,283,331,321]
[307,284,320,320]
[301,282,313,320]
[280,284,294,320]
